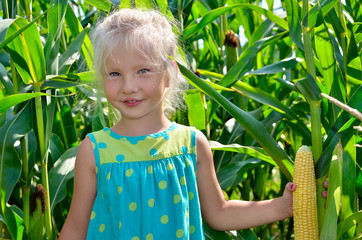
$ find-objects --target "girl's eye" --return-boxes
[138,68,150,74]
[109,72,120,77]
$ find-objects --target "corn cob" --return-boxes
[293,145,319,240]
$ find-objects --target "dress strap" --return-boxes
[87,133,101,168]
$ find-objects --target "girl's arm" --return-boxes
[196,130,295,231]
[58,137,97,239]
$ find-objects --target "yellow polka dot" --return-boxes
[119,221,122,229]
[118,186,122,194]
[173,194,181,204]
[187,210,189,218]
[129,202,137,211]
[101,192,104,199]
[148,198,155,208]
[188,192,194,200]
[99,224,105,232]
[185,159,190,167]
[161,215,169,224]
[90,211,96,220]
[146,233,153,240]
[176,229,184,238]
[167,163,175,170]
[110,207,112,213]
[147,166,153,174]
[126,169,133,177]
[180,176,186,185]
[159,180,167,189]
[131,237,140,240]
[107,172,111,180]
[91,142,95,148]
[190,225,195,234]
[96,166,98,174]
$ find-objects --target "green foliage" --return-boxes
[0,0,361,239]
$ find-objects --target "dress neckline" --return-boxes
[104,122,176,140]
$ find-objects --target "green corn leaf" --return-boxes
[220,32,287,87]
[183,4,288,40]
[250,19,274,44]
[65,4,94,70]
[44,0,68,74]
[1,203,24,240]
[229,0,254,40]
[217,158,262,189]
[0,8,50,51]
[341,137,357,238]
[315,13,335,94]
[295,74,322,103]
[320,143,341,240]
[346,29,362,85]
[247,57,303,75]
[302,0,339,29]
[316,117,360,178]
[184,90,206,131]
[0,104,32,203]
[135,0,154,9]
[5,17,46,85]
[84,0,112,11]
[0,92,47,113]
[49,147,78,211]
[59,27,90,75]
[324,86,362,147]
[285,0,304,49]
[209,141,275,165]
[119,0,132,8]
[177,60,294,180]
[337,211,362,239]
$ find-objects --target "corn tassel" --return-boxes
[293,145,319,239]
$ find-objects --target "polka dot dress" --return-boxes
[86,123,205,239]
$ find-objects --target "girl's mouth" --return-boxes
[123,99,142,107]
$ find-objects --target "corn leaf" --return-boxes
[44,0,68,74]
[184,90,206,131]
[285,0,304,49]
[84,0,112,11]
[302,0,339,29]
[5,18,46,85]
[0,104,31,203]
[320,145,341,240]
[341,137,357,238]
[209,141,275,165]
[314,14,335,94]
[49,147,78,211]
[0,92,47,113]
[65,4,94,70]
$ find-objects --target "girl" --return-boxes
[59,8,296,240]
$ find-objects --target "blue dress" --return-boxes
[86,122,205,239]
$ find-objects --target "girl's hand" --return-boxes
[282,182,297,218]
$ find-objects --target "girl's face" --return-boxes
[103,44,169,123]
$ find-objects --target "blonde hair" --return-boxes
[91,8,187,117]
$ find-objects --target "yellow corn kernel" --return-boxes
[293,145,319,240]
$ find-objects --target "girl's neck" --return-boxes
[111,115,172,137]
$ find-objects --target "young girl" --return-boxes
[59,8,296,240]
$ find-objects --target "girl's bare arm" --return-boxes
[58,137,97,240]
[196,130,294,231]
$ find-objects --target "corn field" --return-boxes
[0,0,361,239]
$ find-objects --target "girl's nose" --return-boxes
[121,77,138,94]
